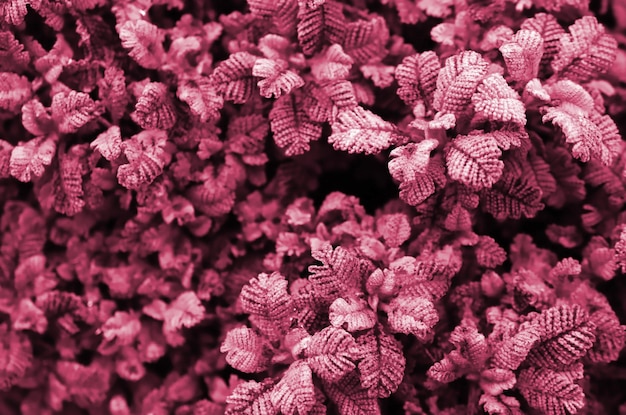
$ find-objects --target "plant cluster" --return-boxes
[0,0,626,414]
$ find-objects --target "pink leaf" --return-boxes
[387,295,438,341]
[445,132,504,190]
[221,326,271,373]
[117,129,169,190]
[270,361,316,415]
[329,107,402,154]
[329,296,377,332]
[471,74,526,125]
[118,20,165,69]
[253,58,304,98]
[131,82,177,130]
[51,90,102,133]
[91,126,122,161]
[10,136,56,182]
[270,90,323,156]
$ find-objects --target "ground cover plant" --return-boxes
[1,0,626,413]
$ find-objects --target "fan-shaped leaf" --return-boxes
[240,272,293,341]
[387,295,438,341]
[481,171,544,220]
[521,13,566,77]
[472,74,526,125]
[177,75,223,123]
[356,325,406,398]
[221,327,271,373]
[270,90,323,156]
[525,305,596,369]
[117,129,169,190]
[342,16,388,65]
[297,0,345,56]
[518,366,585,415]
[388,140,446,206]
[225,379,277,415]
[552,16,617,83]
[323,372,381,415]
[304,326,357,382]
[395,51,440,109]
[0,72,30,113]
[91,125,122,161]
[328,107,401,154]
[499,29,544,84]
[270,361,316,415]
[433,51,489,116]
[10,136,56,182]
[118,20,165,69]
[329,296,377,332]
[446,133,504,190]
[131,82,177,130]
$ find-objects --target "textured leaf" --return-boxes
[323,372,381,415]
[91,125,122,161]
[433,50,489,116]
[481,171,544,220]
[341,17,388,65]
[210,51,258,103]
[118,20,165,69]
[55,361,111,407]
[98,66,128,123]
[221,327,271,373]
[131,82,177,130]
[117,129,169,190]
[357,326,406,398]
[0,31,29,72]
[0,330,32,390]
[253,58,305,98]
[526,305,596,369]
[475,236,507,268]
[0,72,30,113]
[310,44,353,81]
[387,295,438,340]
[0,0,39,26]
[521,13,566,76]
[54,147,86,216]
[499,29,543,83]
[164,291,205,330]
[328,107,401,154]
[479,368,516,396]
[270,361,316,415]
[329,296,377,332]
[518,366,585,415]
[471,74,526,125]
[388,140,446,206]
[177,76,223,123]
[446,133,504,190]
[552,16,617,83]
[304,326,357,382]
[21,99,54,136]
[297,0,345,56]
[10,136,56,182]
[51,90,102,133]
[308,243,363,301]
[270,90,323,156]
[240,272,293,341]
[586,309,625,363]
[225,379,277,415]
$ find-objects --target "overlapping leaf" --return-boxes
[328,107,402,154]
[472,74,526,125]
[446,132,504,190]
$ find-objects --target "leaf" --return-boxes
[480,171,544,220]
[388,140,446,206]
[163,291,205,330]
[518,366,585,415]
[253,58,305,98]
[479,368,516,396]
[394,51,441,109]
[210,51,258,103]
[0,0,38,26]
[98,66,128,123]
[376,213,411,248]
[221,327,271,373]
[446,132,504,190]
[0,31,30,72]
[342,16,389,65]
[499,29,544,83]
[356,325,406,398]
[475,236,507,268]
[310,44,353,81]
[387,295,438,341]
[54,146,86,216]
[433,50,489,117]
[323,372,381,415]
[10,136,56,182]
[91,126,122,161]
[297,0,346,56]
[328,107,401,154]
[525,305,596,369]
[177,75,223,123]
[131,82,177,130]
[308,243,363,301]
[521,13,566,77]
[100,311,141,348]
[51,90,102,133]
[471,74,526,125]
[225,379,277,415]
[304,326,357,382]
[329,296,377,332]
[270,90,323,156]
[0,72,31,113]
[118,20,165,69]
[55,361,111,407]
[586,308,625,363]
[270,361,316,415]
[240,272,293,341]
[117,129,169,190]
[0,330,33,390]
[552,16,617,83]
[0,140,13,178]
